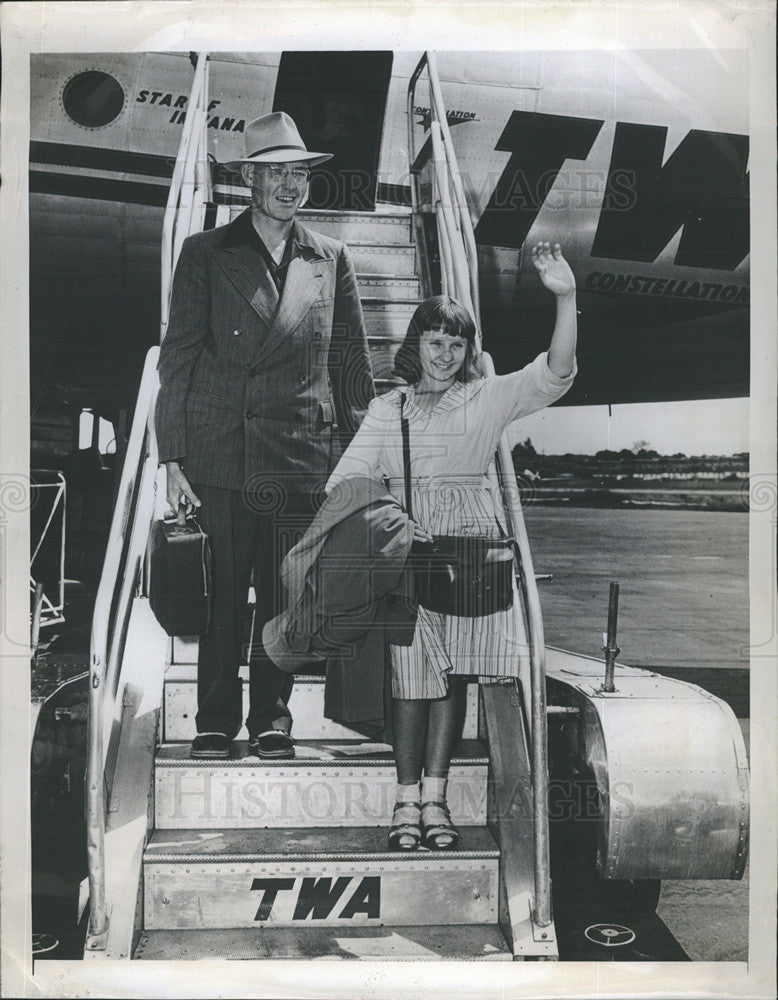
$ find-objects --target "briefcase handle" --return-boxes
[162,504,203,535]
[165,501,197,527]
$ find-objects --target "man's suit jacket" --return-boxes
[155,210,374,494]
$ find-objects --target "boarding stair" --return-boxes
[135,642,513,960]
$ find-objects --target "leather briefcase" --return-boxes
[149,515,212,636]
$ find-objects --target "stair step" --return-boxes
[163,670,480,742]
[349,244,416,276]
[134,923,511,960]
[154,739,488,829]
[143,826,499,929]
[297,208,413,246]
[144,823,499,863]
[363,300,416,341]
[363,301,417,378]
[367,336,403,382]
[212,203,417,271]
[357,273,420,301]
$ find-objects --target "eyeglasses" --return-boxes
[262,164,310,183]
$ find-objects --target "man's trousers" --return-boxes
[191,481,313,739]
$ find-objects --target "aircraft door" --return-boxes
[272,52,393,212]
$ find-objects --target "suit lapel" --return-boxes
[254,255,326,364]
[249,264,280,329]
[214,242,279,329]
[211,214,329,363]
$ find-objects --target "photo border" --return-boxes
[1,1,775,997]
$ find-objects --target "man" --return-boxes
[155,112,374,759]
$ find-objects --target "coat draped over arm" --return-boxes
[262,476,417,734]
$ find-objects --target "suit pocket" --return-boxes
[317,399,340,473]
[292,399,335,436]
[317,399,335,428]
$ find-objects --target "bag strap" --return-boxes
[188,515,211,596]
[400,392,413,521]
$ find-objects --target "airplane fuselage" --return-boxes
[29,49,749,420]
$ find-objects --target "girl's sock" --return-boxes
[421,774,447,803]
[396,780,421,804]
[421,774,455,847]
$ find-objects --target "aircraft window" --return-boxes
[62,71,125,128]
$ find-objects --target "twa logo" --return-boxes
[251,875,381,922]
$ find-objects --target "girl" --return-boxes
[325,242,577,850]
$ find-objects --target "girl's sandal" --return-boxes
[421,800,460,850]
[388,801,422,851]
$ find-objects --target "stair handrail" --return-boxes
[161,52,211,339]
[408,51,553,930]
[85,347,160,950]
[85,51,213,952]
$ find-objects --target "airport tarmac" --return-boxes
[525,504,751,961]
[524,506,749,673]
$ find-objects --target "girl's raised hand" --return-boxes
[531,242,576,297]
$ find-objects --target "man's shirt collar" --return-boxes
[221,210,324,262]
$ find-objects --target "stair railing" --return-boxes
[84,348,160,950]
[161,52,211,339]
[408,51,553,931]
[85,51,212,952]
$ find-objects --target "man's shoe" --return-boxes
[190,733,231,758]
[247,730,295,759]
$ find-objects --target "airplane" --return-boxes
[30,47,749,438]
[27,49,750,964]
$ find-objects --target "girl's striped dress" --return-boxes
[325,352,576,699]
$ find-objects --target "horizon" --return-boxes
[508,396,749,458]
[516,445,747,459]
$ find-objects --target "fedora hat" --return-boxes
[222,111,332,170]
